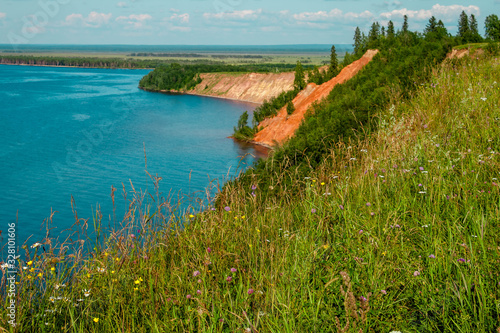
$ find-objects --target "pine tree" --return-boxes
[294,61,306,91]
[458,11,470,41]
[402,15,409,34]
[353,27,362,55]
[425,16,438,35]
[485,14,500,41]
[368,22,380,44]
[286,101,295,116]
[381,26,386,37]
[469,14,482,42]
[329,45,339,78]
[436,20,449,40]
[387,21,395,39]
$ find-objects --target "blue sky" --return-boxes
[0,0,498,45]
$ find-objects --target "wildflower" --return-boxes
[458,258,466,263]
[134,280,141,285]
[189,215,194,218]
[207,247,212,253]
[134,287,138,291]
[360,296,367,302]
[321,182,325,186]
[370,212,375,216]
[193,270,200,277]
[197,290,202,295]
[97,267,106,273]
[84,289,91,297]
[366,202,371,207]
[339,205,344,210]
[381,290,387,295]
[418,184,423,187]
[481,97,487,101]
[419,167,424,171]
[323,244,329,250]
[51,267,55,272]
[413,271,420,277]
[93,318,99,323]
[224,206,231,212]
[251,185,257,190]
[247,288,254,295]
[311,209,317,214]
[359,230,363,234]
[226,276,233,282]
[27,261,33,266]
[230,268,237,273]
[186,294,192,299]
[31,243,42,248]
[429,254,436,259]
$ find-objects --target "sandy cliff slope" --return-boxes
[253,50,379,147]
[187,72,296,104]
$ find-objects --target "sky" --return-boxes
[0,0,498,45]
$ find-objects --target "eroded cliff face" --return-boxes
[186,72,296,104]
[253,50,379,148]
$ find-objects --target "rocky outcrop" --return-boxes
[186,72,295,104]
[253,50,379,148]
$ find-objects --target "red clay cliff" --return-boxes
[253,50,379,147]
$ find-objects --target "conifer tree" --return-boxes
[328,45,339,78]
[387,21,395,39]
[286,101,295,116]
[402,15,409,33]
[368,22,380,44]
[469,14,482,42]
[425,16,438,35]
[458,11,470,41]
[294,61,306,91]
[436,20,449,40]
[353,27,362,55]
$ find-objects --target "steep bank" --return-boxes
[253,50,379,147]
[185,71,295,104]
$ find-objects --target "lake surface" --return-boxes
[0,65,263,251]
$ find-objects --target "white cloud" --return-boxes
[116,14,152,28]
[292,9,374,23]
[380,4,480,22]
[0,12,6,20]
[65,12,112,28]
[170,8,180,13]
[203,9,263,21]
[117,2,128,8]
[169,13,189,24]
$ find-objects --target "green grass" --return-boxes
[2,54,500,332]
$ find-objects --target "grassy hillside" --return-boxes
[3,51,499,332]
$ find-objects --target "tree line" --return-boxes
[233,11,500,193]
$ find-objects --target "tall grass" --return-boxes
[1,54,500,332]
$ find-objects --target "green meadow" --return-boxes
[2,52,499,332]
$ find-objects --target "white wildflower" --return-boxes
[31,243,42,249]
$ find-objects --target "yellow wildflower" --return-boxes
[50,267,55,272]
[189,214,195,218]
[93,318,99,323]
[321,182,326,186]
[242,215,246,219]
[27,261,33,266]
[134,287,138,291]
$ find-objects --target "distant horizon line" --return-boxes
[0,43,352,46]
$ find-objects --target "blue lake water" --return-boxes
[0,65,263,251]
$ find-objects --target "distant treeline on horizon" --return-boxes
[0,44,354,55]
